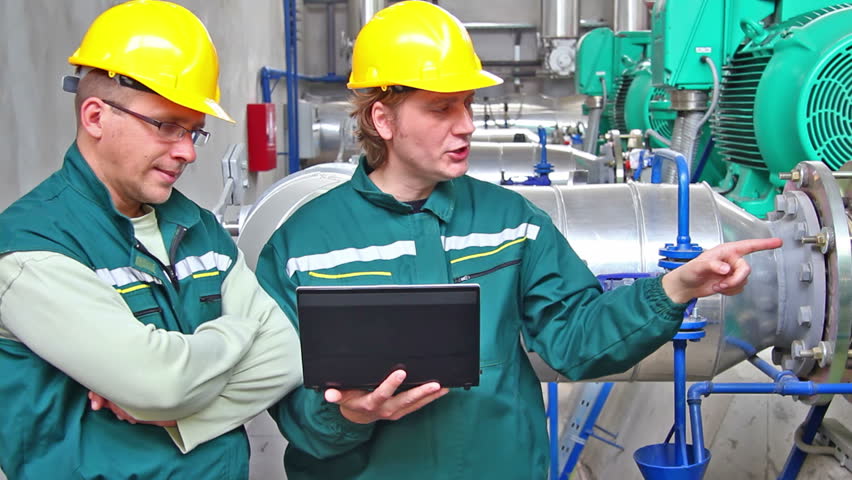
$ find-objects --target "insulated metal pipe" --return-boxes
[236,162,845,382]
[347,0,383,41]
[541,0,579,39]
[613,0,650,32]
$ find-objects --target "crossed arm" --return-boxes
[0,249,302,452]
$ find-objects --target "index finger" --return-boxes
[370,370,408,400]
[724,237,782,256]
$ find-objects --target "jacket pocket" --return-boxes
[451,259,522,367]
[120,285,167,328]
[452,259,520,284]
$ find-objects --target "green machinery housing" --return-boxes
[575,26,719,183]
[652,0,852,217]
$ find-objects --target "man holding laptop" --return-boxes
[255,1,781,478]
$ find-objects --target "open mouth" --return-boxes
[447,145,470,159]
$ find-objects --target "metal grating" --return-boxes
[649,87,673,139]
[611,74,632,133]
[805,42,852,170]
[711,50,772,168]
[782,3,852,29]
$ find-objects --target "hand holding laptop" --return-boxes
[297,285,481,391]
[324,369,450,424]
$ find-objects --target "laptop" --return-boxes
[296,284,480,391]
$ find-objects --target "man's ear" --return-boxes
[79,97,107,140]
[372,101,394,141]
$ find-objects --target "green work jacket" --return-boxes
[258,158,687,479]
[0,144,248,479]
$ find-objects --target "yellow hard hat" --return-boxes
[347,1,503,93]
[68,0,234,123]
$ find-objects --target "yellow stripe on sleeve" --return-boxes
[115,284,150,294]
[450,237,527,264]
[192,271,221,279]
[308,271,392,279]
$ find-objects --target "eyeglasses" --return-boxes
[102,99,210,146]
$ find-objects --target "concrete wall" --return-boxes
[5,2,849,480]
[0,0,611,213]
[0,0,291,213]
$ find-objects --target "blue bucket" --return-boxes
[634,443,711,480]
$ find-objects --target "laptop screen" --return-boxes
[296,284,480,390]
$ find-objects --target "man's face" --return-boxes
[97,92,205,217]
[383,89,476,184]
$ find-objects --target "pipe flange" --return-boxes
[767,190,826,376]
[784,161,852,404]
[585,96,604,109]
[669,89,708,112]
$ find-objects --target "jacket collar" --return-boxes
[59,142,199,230]
[350,156,455,223]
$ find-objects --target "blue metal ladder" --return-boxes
[546,272,644,479]
[548,381,622,479]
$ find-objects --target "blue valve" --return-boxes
[501,126,553,186]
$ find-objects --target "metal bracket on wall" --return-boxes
[814,419,852,473]
[216,143,249,213]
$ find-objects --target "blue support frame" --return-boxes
[283,0,299,174]
[779,404,831,480]
[261,0,349,176]
[546,273,649,479]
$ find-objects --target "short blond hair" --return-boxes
[350,87,416,169]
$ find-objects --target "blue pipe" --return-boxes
[689,380,852,399]
[687,374,852,464]
[690,137,715,183]
[261,68,346,101]
[260,67,284,103]
[548,382,559,480]
[672,339,689,466]
[650,148,692,248]
[632,149,647,181]
[747,356,798,383]
[283,0,299,173]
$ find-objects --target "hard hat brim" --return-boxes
[347,70,504,93]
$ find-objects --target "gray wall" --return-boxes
[1,0,611,213]
[0,0,291,212]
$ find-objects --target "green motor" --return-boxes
[713,4,852,192]
[748,5,852,175]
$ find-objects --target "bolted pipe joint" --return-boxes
[800,226,834,254]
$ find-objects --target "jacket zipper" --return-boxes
[133,307,163,318]
[169,226,187,270]
[453,259,521,283]
[199,294,222,303]
[134,227,186,293]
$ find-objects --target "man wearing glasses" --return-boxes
[0,1,302,478]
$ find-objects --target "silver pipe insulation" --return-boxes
[613,0,650,31]
[541,0,579,38]
[326,3,336,75]
[582,76,609,154]
[466,141,607,185]
[663,56,720,182]
[665,111,704,183]
[346,0,384,42]
[236,164,833,382]
[584,106,602,154]
[471,128,540,143]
